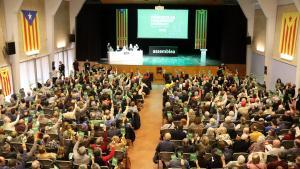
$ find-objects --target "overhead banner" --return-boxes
[279,12,300,57]
[195,10,208,49]
[116,9,128,48]
[21,10,40,54]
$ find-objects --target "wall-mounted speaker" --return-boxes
[69,34,76,42]
[6,42,16,55]
[246,36,252,45]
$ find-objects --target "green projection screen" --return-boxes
[137,9,189,39]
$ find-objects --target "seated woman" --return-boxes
[92,146,115,166]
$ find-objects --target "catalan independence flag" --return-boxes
[21,10,40,53]
[279,12,300,57]
[0,68,11,96]
[116,9,128,48]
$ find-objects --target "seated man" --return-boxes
[154,133,176,165]
[168,153,189,169]
[155,133,176,153]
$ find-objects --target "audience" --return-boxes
[158,69,300,168]
[0,63,151,168]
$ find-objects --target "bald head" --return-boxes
[31,160,41,169]
[273,139,281,148]
[164,133,171,141]
[0,156,5,166]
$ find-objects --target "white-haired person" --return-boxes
[73,136,90,165]
[154,133,176,165]
[205,127,216,140]
[205,116,219,129]
[235,116,249,131]
[31,160,41,169]
[220,116,235,129]
[247,153,267,169]
[216,126,233,145]
[249,135,266,153]
[226,155,246,169]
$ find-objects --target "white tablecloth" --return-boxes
[108,50,143,65]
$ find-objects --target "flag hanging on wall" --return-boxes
[0,68,11,96]
[116,9,128,48]
[195,10,208,49]
[21,10,40,54]
[279,12,300,57]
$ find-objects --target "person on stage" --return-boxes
[107,43,111,51]
[84,60,91,72]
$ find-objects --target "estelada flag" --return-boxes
[0,68,11,96]
[21,10,40,53]
[279,12,300,57]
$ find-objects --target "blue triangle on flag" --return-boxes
[21,10,37,25]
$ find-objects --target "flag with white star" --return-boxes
[279,12,300,58]
[21,10,40,54]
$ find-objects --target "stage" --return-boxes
[101,54,221,66]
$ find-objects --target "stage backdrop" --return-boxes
[76,1,247,64]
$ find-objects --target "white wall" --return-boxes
[251,52,265,84]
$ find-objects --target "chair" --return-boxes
[282,140,294,149]
[160,129,175,137]
[158,152,173,168]
[183,153,190,160]
[10,142,23,151]
[173,121,181,127]
[26,143,34,150]
[100,166,109,169]
[55,160,72,169]
[267,155,278,163]
[114,150,125,161]
[170,140,182,147]
[278,129,290,135]
[43,108,53,115]
[48,134,59,141]
[204,153,212,160]
[38,159,54,169]
[287,154,296,162]
[232,152,249,161]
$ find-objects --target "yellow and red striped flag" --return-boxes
[279,12,300,57]
[21,10,40,54]
[116,9,128,48]
[0,68,11,96]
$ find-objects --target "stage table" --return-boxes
[108,50,143,65]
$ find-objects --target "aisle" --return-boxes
[128,84,163,169]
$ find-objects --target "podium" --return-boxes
[200,49,207,63]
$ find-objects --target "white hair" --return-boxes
[237,155,246,164]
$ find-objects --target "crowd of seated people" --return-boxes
[155,67,300,169]
[0,64,152,169]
